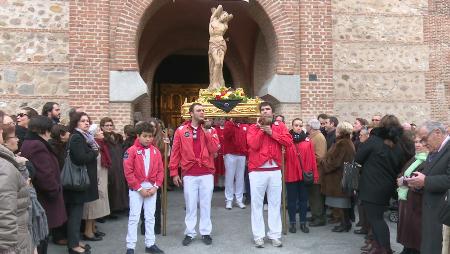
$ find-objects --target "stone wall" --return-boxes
[331,0,431,124]
[0,0,69,117]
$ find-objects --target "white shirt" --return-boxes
[144,148,150,177]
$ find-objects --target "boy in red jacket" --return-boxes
[247,102,292,248]
[123,122,164,254]
[169,103,220,246]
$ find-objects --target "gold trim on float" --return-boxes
[181,88,262,119]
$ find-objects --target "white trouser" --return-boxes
[126,186,157,249]
[183,174,214,237]
[224,154,246,203]
[249,170,282,240]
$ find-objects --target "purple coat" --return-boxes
[21,134,67,229]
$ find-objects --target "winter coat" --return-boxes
[355,127,414,206]
[124,139,164,191]
[169,122,220,177]
[309,131,327,183]
[320,136,355,198]
[65,131,99,204]
[20,133,67,229]
[284,138,319,183]
[0,145,32,254]
[223,120,248,156]
[247,120,292,171]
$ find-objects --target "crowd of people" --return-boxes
[0,101,449,254]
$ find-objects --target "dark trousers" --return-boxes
[244,166,251,201]
[308,184,325,222]
[357,203,369,230]
[364,202,390,249]
[52,223,67,242]
[36,237,48,254]
[66,202,84,249]
[286,181,308,224]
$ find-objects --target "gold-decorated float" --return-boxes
[181,87,262,119]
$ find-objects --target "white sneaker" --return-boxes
[236,201,246,209]
[254,238,264,248]
[271,238,282,247]
[263,204,268,211]
[225,201,232,210]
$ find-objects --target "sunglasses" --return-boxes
[17,113,28,117]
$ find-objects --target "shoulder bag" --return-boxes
[294,145,314,186]
[60,135,90,191]
[341,161,361,194]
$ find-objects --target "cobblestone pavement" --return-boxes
[49,190,401,254]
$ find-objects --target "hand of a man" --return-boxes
[261,125,272,136]
[138,188,149,197]
[173,175,183,187]
[397,177,404,187]
[148,187,157,196]
[405,172,426,188]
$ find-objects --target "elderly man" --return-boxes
[407,121,450,254]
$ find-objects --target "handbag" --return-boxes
[439,189,450,226]
[60,135,91,191]
[341,161,361,194]
[294,145,314,186]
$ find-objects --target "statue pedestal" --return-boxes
[181,88,262,119]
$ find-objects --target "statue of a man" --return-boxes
[208,5,233,90]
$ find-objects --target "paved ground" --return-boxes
[48,190,401,254]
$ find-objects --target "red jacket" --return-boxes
[214,126,225,155]
[247,120,293,171]
[169,121,220,177]
[285,138,319,183]
[223,120,248,156]
[123,139,164,191]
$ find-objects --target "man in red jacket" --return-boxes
[247,102,292,248]
[169,103,220,246]
[223,119,248,209]
[123,122,164,254]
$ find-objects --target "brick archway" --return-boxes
[109,0,298,75]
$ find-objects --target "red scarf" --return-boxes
[95,138,112,169]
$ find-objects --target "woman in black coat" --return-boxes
[65,112,98,254]
[355,115,414,254]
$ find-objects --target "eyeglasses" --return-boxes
[372,119,380,122]
[17,113,28,118]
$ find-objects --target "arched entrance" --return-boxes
[109,0,300,127]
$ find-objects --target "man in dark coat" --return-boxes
[407,121,450,254]
[324,116,338,150]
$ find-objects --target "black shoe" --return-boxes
[81,244,91,250]
[202,235,212,245]
[332,224,351,233]
[126,249,134,254]
[96,218,106,223]
[354,228,368,235]
[300,223,310,233]
[182,235,193,246]
[82,235,103,241]
[140,222,145,235]
[94,231,105,237]
[145,245,164,253]
[289,223,296,233]
[309,219,326,227]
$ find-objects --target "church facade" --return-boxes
[0,0,448,129]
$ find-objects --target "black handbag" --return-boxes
[341,161,361,194]
[294,145,314,186]
[60,136,90,191]
[439,189,450,226]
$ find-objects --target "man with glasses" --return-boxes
[169,103,220,247]
[406,121,450,254]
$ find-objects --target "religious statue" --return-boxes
[208,5,233,90]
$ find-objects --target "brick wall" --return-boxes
[109,102,134,134]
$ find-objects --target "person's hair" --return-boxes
[50,124,69,142]
[189,103,202,113]
[1,124,15,142]
[124,125,136,138]
[328,116,339,127]
[258,101,273,112]
[41,102,58,116]
[28,116,53,135]
[421,121,447,134]
[379,114,401,129]
[135,122,155,136]
[317,113,328,120]
[68,107,82,120]
[100,117,114,127]
[373,112,383,118]
[21,107,39,119]
[276,115,285,123]
[69,112,89,132]
[291,118,303,126]
[308,119,321,130]
[337,121,353,137]
[356,118,368,126]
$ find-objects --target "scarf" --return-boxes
[95,138,112,169]
[290,129,307,143]
[75,128,99,150]
[397,152,428,201]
